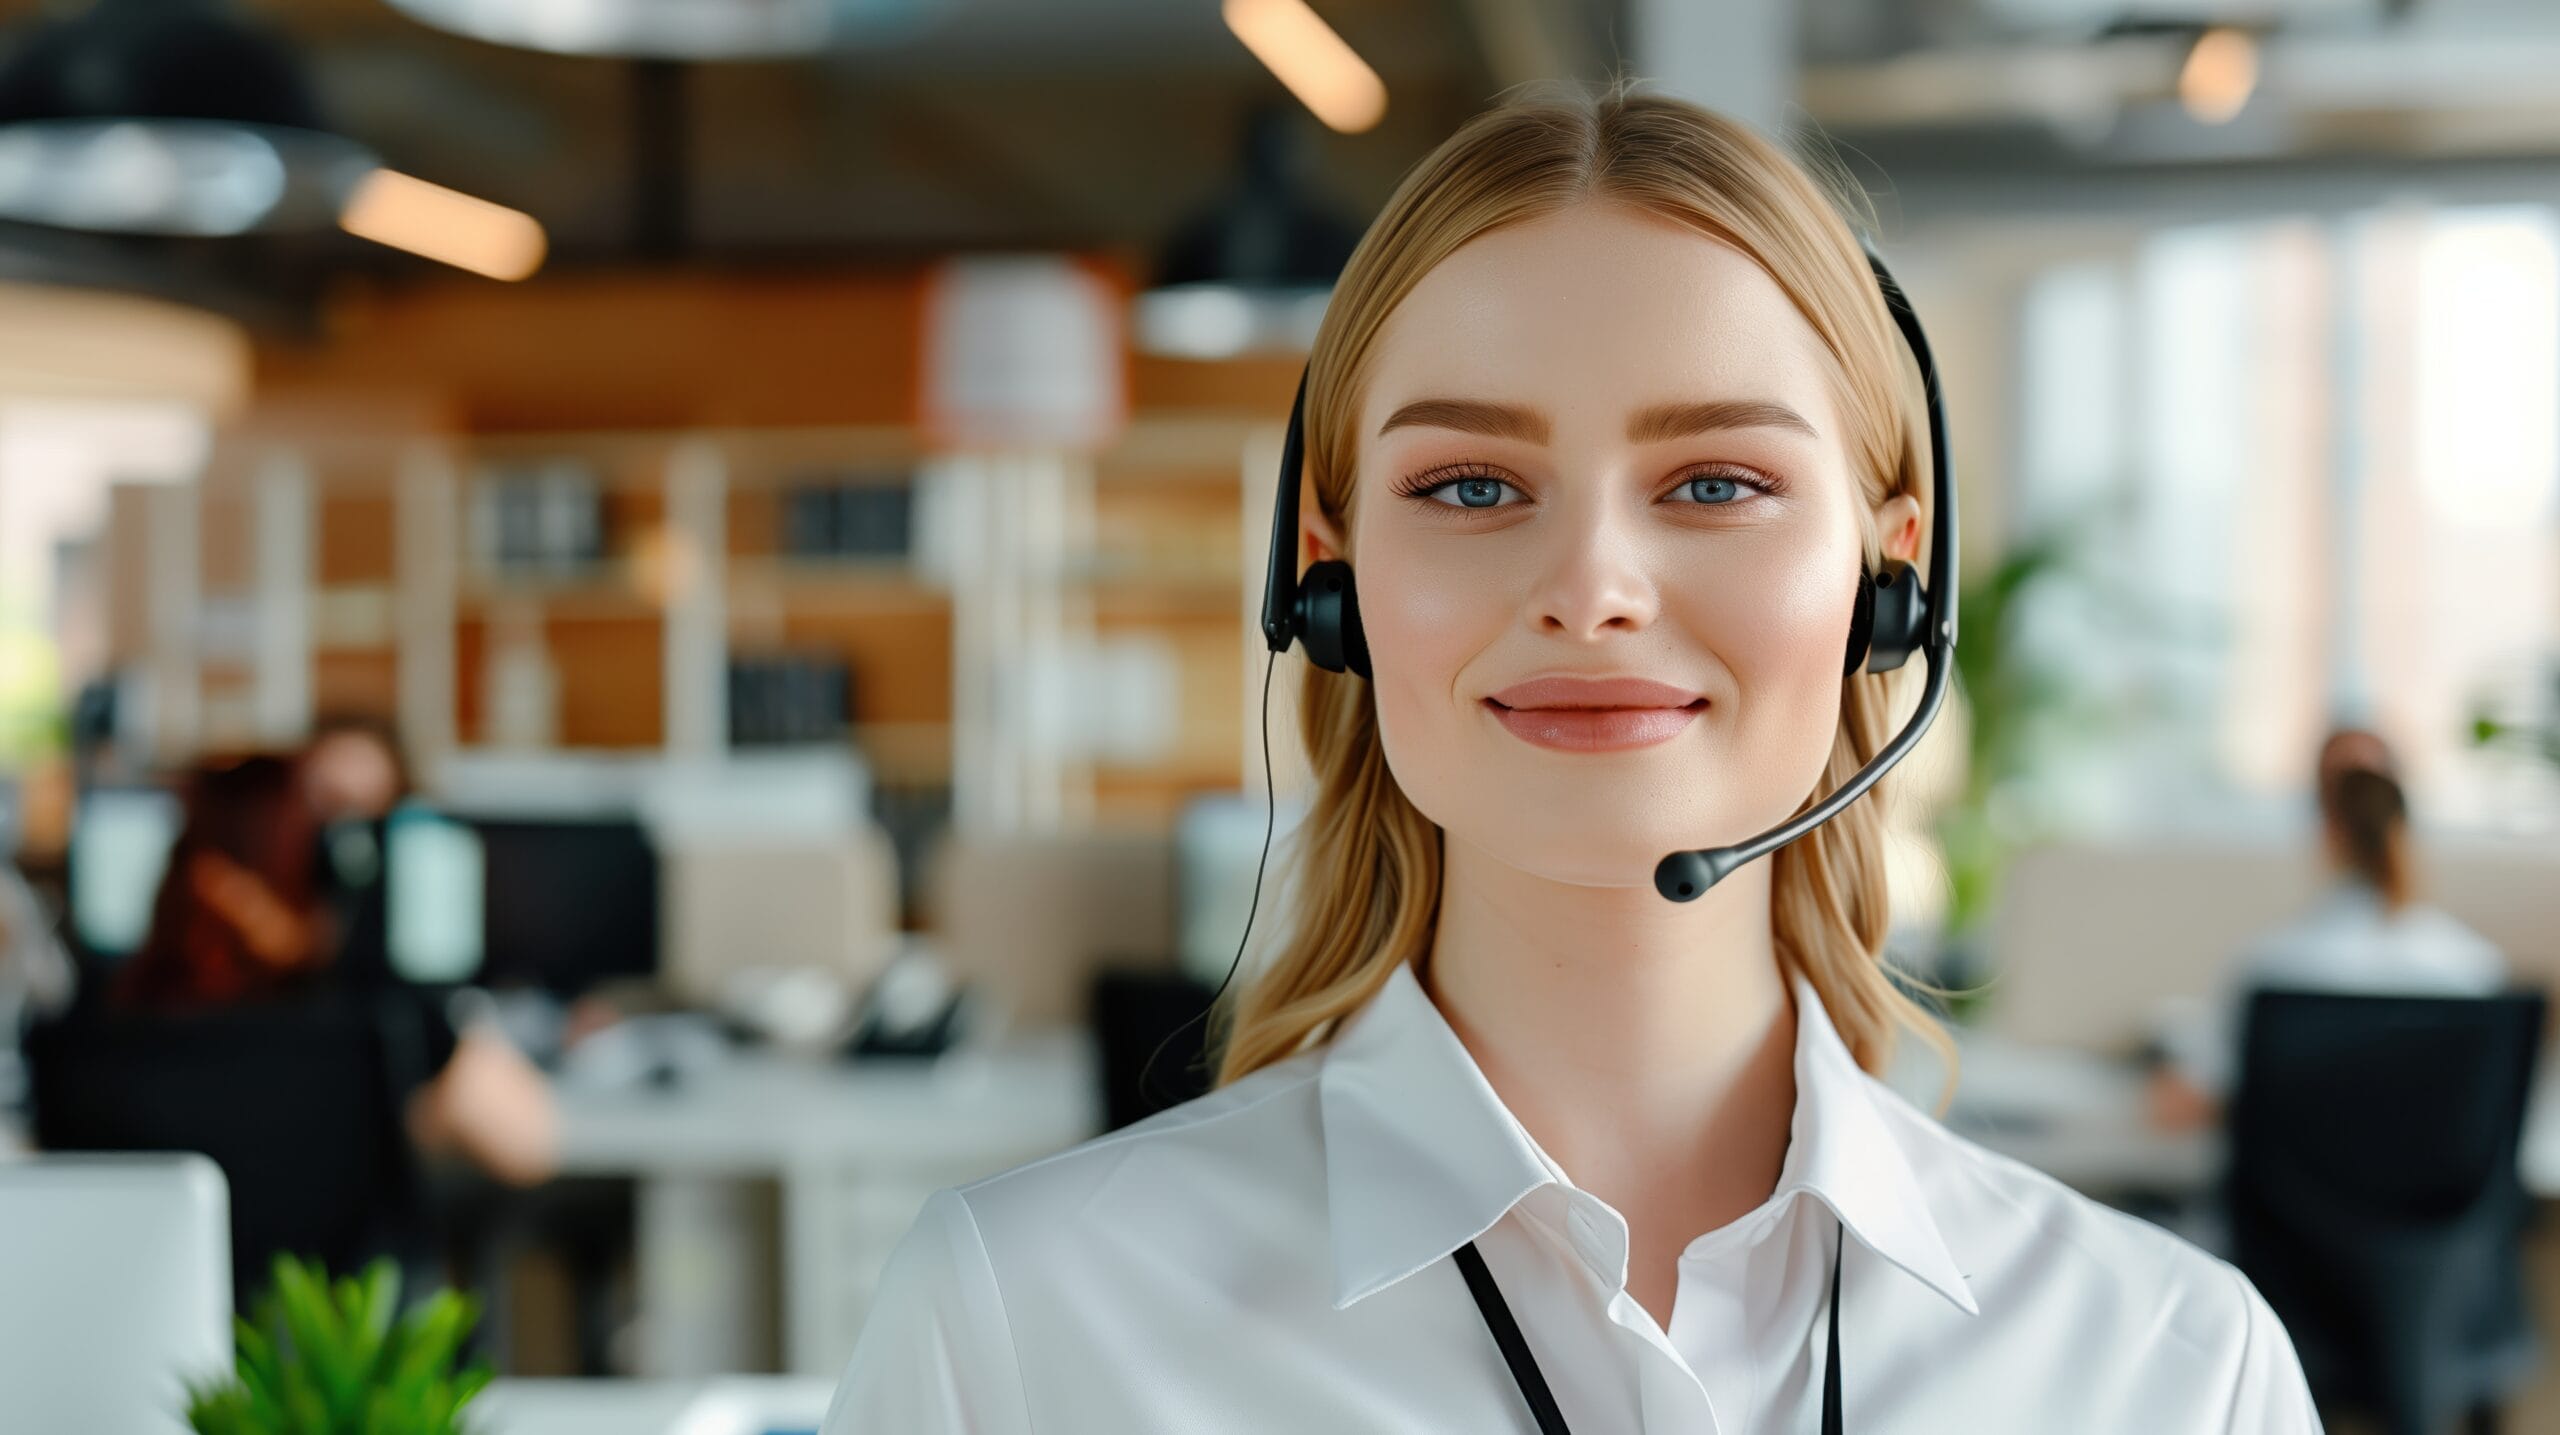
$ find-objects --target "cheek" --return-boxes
[1353,537,1493,756]
[1675,544,1860,782]
[1701,549,1854,687]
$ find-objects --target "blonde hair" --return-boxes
[1209,80,1964,1114]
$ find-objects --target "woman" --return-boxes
[2149,731,2506,1130]
[110,752,555,1186]
[826,85,2318,1432]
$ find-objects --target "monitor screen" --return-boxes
[68,786,181,959]
[383,808,486,985]
[472,816,660,997]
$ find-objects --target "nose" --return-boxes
[1521,489,1660,641]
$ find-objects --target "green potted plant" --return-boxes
[1924,492,2199,1020]
[185,1254,492,1435]
[2468,657,2560,774]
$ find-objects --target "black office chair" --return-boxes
[2225,987,2546,1435]
[23,994,445,1313]
[1089,964,1219,1132]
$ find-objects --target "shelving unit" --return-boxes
[104,412,1283,851]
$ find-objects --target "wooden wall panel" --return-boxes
[775,603,954,726]
[313,650,400,720]
[317,491,396,586]
[253,270,927,432]
[547,615,664,748]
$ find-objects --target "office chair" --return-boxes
[23,995,444,1313]
[1089,965,1219,1132]
[2226,987,2547,1435]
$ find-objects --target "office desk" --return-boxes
[1919,1027,2560,1201]
[481,1377,836,1435]
[552,1031,1099,1378]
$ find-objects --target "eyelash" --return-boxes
[1387,463,1785,514]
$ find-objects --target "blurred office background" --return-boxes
[0,1,2555,1432]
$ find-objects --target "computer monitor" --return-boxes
[0,1154,232,1434]
[382,806,487,985]
[473,815,660,996]
[67,785,182,959]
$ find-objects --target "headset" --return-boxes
[1144,238,1956,1112]
[1257,237,1957,904]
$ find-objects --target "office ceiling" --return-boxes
[8,0,2560,322]
[0,0,1560,315]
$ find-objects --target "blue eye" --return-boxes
[1681,475,1749,504]
[1391,466,1776,513]
[1395,472,1522,509]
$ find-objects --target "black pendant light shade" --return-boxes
[1139,103,1359,359]
[0,0,377,235]
[378,0,928,60]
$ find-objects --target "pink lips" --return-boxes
[1482,676,1708,753]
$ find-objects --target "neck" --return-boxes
[1418,830,1798,1228]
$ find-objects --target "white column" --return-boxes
[1633,0,1796,141]
[633,1174,771,1377]
[1056,452,1098,828]
[2324,215,2371,726]
[663,439,730,757]
[251,447,313,745]
[938,454,1005,835]
[144,479,200,763]
[943,450,1086,834]
[395,443,460,784]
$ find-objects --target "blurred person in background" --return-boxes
[302,711,411,827]
[109,752,557,1186]
[298,712,414,991]
[0,850,74,1101]
[0,849,73,1023]
[2148,729,2509,1132]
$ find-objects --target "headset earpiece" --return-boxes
[1856,558,1927,674]
[1843,568,1876,678]
[1291,558,1371,679]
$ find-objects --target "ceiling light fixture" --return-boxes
[1137,104,1358,359]
[1222,0,1387,135]
[338,169,548,281]
[376,0,926,60]
[2179,25,2258,125]
[0,0,375,235]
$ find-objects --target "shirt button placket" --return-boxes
[1566,1202,1615,1281]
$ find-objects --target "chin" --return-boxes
[1443,802,1761,891]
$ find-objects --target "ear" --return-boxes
[1872,492,1923,565]
[1301,470,1347,566]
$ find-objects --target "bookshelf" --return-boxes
[105,413,1277,845]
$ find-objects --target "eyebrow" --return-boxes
[1375,396,1819,445]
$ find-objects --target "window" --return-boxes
[2009,204,2560,836]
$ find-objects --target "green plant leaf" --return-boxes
[185,1254,489,1435]
[276,1256,367,1422]
[353,1260,401,1356]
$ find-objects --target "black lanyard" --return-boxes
[1455,1219,1846,1435]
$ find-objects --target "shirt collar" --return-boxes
[1317,957,1980,1318]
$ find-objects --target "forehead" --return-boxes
[1360,201,1838,438]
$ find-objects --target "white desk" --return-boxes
[480,1377,836,1435]
[551,1032,1099,1378]
[1911,1027,2560,1201]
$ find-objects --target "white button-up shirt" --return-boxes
[823,957,2322,1433]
